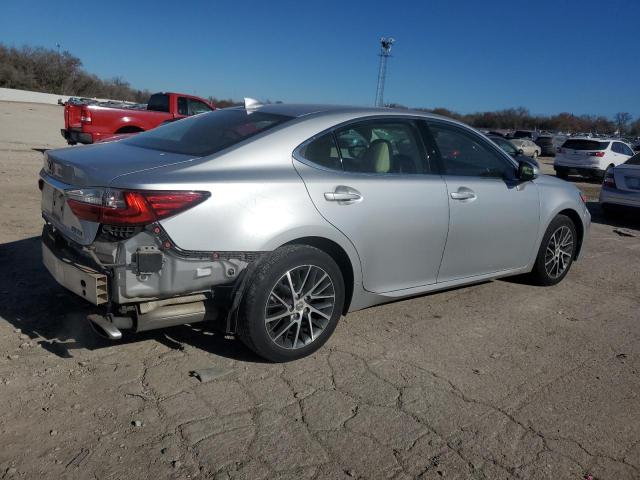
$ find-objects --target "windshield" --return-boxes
[561,139,609,151]
[123,109,293,156]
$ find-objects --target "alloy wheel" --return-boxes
[544,226,574,279]
[264,265,336,349]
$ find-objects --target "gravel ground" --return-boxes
[0,101,638,480]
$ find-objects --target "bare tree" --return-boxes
[614,112,633,134]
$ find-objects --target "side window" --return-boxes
[188,99,212,115]
[428,122,514,178]
[177,97,188,116]
[299,133,341,170]
[335,121,427,174]
[621,144,634,156]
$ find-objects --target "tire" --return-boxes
[532,151,539,159]
[529,214,577,286]
[237,245,345,362]
[555,168,569,180]
[601,203,618,219]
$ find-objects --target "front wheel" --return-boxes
[237,245,345,362]
[529,214,577,286]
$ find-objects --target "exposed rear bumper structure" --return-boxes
[42,240,108,305]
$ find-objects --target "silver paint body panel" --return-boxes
[41,105,590,312]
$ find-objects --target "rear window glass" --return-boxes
[147,94,170,112]
[625,153,640,165]
[123,109,293,156]
[561,139,609,151]
[536,137,553,145]
[513,131,533,138]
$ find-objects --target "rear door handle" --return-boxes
[324,186,362,203]
[450,190,476,200]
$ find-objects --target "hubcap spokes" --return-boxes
[544,226,574,279]
[265,265,335,349]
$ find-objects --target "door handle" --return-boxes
[324,186,362,203]
[450,190,476,200]
[324,191,362,201]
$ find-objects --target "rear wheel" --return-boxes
[530,215,577,286]
[237,245,344,362]
[532,150,539,159]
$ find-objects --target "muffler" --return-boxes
[135,300,218,332]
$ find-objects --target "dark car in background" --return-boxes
[535,135,557,156]
[512,130,539,141]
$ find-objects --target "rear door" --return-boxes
[293,118,450,293]
[425,120,540,282]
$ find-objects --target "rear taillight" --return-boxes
[66,188,209,225]
[603,169,616,188]
[588,151,605,157]
[80,108,92,124]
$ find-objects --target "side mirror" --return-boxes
[518,159,539,181]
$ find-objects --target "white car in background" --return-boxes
[510,138,541,159]
[600,153,640,216]
[555,138,634,180]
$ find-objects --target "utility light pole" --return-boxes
[375,37,394,107]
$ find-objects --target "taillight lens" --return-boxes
[589,151,605,157]
[80,108,92,124]
[603,169,616,188]
[66,188,209,225]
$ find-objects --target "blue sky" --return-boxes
[1,0,638,116]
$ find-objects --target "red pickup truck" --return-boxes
[61,92,214,144]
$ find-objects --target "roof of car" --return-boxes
[227,103,445,120]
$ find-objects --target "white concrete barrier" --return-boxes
[0,87,70,105]
[0,88,130,105]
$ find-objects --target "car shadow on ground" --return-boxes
[0,236,265,363]
[586,201,640,229]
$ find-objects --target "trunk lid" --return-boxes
[614,164,640,192]
[44,141,197,186]
[41,142,198,245]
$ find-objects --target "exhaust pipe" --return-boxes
[87,296,218,340]
[87,313,127,340]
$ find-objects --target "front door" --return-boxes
[294,119,450,293]
[425,121,540,282]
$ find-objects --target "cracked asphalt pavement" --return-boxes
[0,102,639,479]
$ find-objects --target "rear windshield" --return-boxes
[536,137,553,145]
[513,131,533,138]
[625,153,640,165]
[147,93,170,112]
[561,139,609,151]
[123,109,293,156]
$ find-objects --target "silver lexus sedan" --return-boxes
[40,103,591,361]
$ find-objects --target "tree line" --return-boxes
[1,43,638,135]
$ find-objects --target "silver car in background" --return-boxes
[40,104,591,361]
[600,153,640,216]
